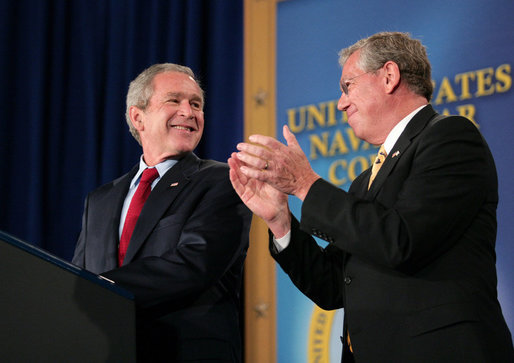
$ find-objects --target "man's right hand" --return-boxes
[228,152,291,239]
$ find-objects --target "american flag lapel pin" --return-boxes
[170,182,179,187]
[392,150,400,158]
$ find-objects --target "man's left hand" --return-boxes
[235,125,320,201]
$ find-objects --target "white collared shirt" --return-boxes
[383,104,427,155]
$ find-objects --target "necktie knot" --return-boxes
[375,149,387,164]
[368,145,387,189]
[140,167,159,184]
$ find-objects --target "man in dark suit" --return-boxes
[73,63,251,362]
[228,32,513,362]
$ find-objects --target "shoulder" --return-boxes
[404,105,482,145]
[180,153,228,177]
[198,158,229,170]
[86,167,136,199]
[414,113,497,182]
[421,114,489,149]
[177,156,233,195]
[196,158,230,180]
[428,114,479,133]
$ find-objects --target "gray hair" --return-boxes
[125,63,204,145]
[338,32,433,101]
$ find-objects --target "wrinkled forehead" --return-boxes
[153,71,204,99]
[341,51,363,79]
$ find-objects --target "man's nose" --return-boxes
[337,92,349,111]
[178,101,193,117]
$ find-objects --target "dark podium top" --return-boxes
[0,230,136,362]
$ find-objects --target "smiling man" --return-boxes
[229,32,513,362]
[73,63,251,362]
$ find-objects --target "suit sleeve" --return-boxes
[101,170,251,310]
[270,216,345,310]
[300,116,496,273]
[71,194,89,267]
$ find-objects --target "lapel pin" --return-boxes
[392,151,400,158]
[170,182,179,187]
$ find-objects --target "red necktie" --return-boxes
[118,167,159,266]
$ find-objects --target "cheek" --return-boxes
[356,92,380,117]
[196,115,205,131]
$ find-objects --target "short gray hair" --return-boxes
[125,63,204,145]
[339,32,433,101]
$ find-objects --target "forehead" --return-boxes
[152,71,202,98]
[341,51,363,79]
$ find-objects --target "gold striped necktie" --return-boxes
[368,145,387,189]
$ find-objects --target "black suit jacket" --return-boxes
[73,152,251,362]
[272,105,513,362]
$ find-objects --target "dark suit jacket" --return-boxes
[271,105,513,362]
[73,152,251,362]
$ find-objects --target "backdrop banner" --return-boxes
[276,1,513,361]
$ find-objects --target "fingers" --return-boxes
[240,128,300,155]
[233,132,301,188]
[239,162,267,181]
[233,150,273,182]
[227,153,241,169]
[236,133,287,171]
[229,151,267,187]
[236,141,272,163]
[247,134,284,150]
[235,151,269,171]
[228,153,248,184]
[229,167,245,197]
[235,142,269,170]
[228,154,252,203]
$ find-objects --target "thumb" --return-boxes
[283,125,300,148]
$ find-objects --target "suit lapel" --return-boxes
[122,153,200,265]
[367,105,437,199]
[96,167,138,271]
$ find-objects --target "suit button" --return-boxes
[344,276,352,285]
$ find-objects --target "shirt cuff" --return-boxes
[273,230,291,253]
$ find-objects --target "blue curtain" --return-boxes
[0,0,243,261]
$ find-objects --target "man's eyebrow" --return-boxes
[165,92,181,98]
[165,91,203,102]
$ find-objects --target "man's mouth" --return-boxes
[171,125,195,132]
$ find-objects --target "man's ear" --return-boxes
[129,106,144,131]
[383,61,401,94]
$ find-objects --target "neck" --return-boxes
[141,147,185,166]
[142,153,178,167]
[373,92,427,145]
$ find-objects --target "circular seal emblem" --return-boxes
[308,306,343,362]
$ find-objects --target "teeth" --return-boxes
[172,125,192,131]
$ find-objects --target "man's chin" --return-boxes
[347,119,359,135]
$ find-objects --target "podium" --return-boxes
[0,231,136,362]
